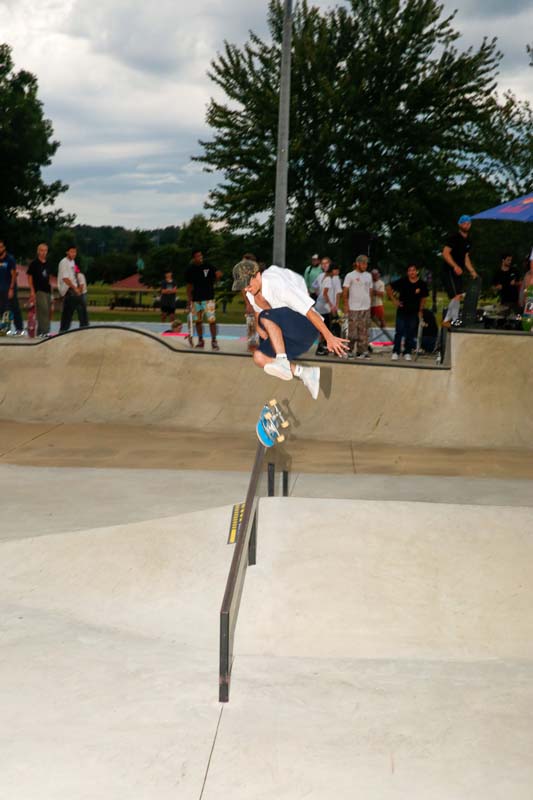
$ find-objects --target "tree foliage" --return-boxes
[0,44,72,249]
[197,0,533,275]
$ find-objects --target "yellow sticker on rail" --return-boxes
[227,503,245,544]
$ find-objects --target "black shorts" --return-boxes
[443,269,464,299]
[258,307,318,360]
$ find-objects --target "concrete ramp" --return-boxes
[1,497,532,799]
[0,326,532,448]
[210,498,533,799]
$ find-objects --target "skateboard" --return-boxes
[522,287,533,332]
[256,399,289,448]
[414,317,424,361]
[186,309,195,346]
[461,276,482,326]
[435,325,448,365]
[27,301,36,338]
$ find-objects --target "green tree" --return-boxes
[143,244,192,287]
[0,44,72,251]
[196,0,533,274]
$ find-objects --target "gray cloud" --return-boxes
[2,0,532,227]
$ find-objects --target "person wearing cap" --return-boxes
[232,262,349,399]
[441,215,479,326]
[303,254,322,299]
[233,253,260,352]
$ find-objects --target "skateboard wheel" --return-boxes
[264,412,272,421]
[281,420,289,429]
[268,399,277,407]
[277,434,285,443]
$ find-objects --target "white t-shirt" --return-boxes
[343,270,372,311]
[246,265,315,317]
[313,273,333,314]
[371,278,385,307]
[331,274,342,305]
[57,257,79,297]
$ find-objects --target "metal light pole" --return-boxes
[272,0,293,268]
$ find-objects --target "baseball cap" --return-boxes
[458,214,472,225]
[232,258,259,291]
[311,253,319,259]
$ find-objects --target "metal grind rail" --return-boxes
[219,442,289,702]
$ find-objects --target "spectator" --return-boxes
[312,257,334,355]
[233,254,260,352]
[303,254,322,299]
[58,244,83,332]
[342,254,372,358]
[386,263,429,361]
[160,270,177,322]
[370,268,386,330]
[441,214,478,326]
[0,238,23,334]
[520,246,533,307]
[492,253,520,311]
[76,267,90,328]
[185,249,223,350]
[27,242,52,337]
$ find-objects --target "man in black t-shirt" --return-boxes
[441,214,479,326]
[492,253,520,310]
[185,249,222,349]
[159,270,177,322]
[27,243,52,336]
[386,264,429,360]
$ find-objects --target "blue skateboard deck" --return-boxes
[256,399,289,448]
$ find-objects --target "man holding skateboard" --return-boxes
[441,214,479,326]
[232,262,349,400]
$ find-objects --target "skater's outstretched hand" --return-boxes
[326,333,350,357]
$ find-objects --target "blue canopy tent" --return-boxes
[472,191,533,222]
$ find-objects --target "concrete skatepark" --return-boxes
[1,326,532,799]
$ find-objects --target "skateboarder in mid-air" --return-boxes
[232,261,349,400]
[441,214,479,326]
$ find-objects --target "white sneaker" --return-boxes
[264,357,293,381]
[404,353,412,361]
[299,366,320,399]
[391,352,399,361]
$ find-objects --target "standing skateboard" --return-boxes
[461,276,482,326]
[413,317,424,361]
[27,301,36,338]
[186,309,195,347]
[436,325,448,365]
[256,399,289,448]
[522,287,533,331]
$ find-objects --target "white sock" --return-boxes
[276,353,288,360]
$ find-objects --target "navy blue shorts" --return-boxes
[258,307,318,360]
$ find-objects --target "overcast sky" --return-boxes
[1,0,532,229]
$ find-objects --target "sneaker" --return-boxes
[195,338,205,349]
[299,366,320,400]
[264,357,293,381]
[391,352,399,361]
[315,346,328,356]
[357,352,370,359]
[404,353,412,361]
[211,339,220,351]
